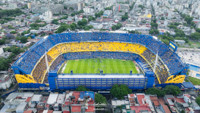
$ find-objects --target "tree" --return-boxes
[4,46,23,54]
[70,23,77,30]
[128,30,141,34]
[52,19,59,24]
[83,25,93,30]
[0,57,10,71]
[164,85,181,96]
[190,32,200,40]
[60,15,68,20]
[75,85,89,91]
[129,2,135,11]
[110,84,132,99]
[161,17,165,20]
[7,25,14,29]
[95,93,107,104]
[20,37,28,43]
[78,19,88,27]
[196,96,200,106]
[105,6,113,10]
[174,29,185,37]
[138,5,145,9]
[112,23,122,30]
[0,38,5,45]
[121,13,128,21]
[88,16,95,21]
[10,31,16,34]
[151,22,158,29]
[69,7,74,10]
[149,29,159,35]
[55,24,69,33]
[181,110,185,113]
[196,28,200,33]
[0,8,23,19]
[95,11,104,18]
[145,87,165,97]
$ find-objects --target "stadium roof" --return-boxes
[182,82,194,89]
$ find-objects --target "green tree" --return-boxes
[0,38,6,45]
[88,16,95,21]
[55,24,69,33]
[7,25,14,29]
[75,85,89,91]
[168,24,177,29]
[10,31,17,34]
[95,11,104,18]
[129,2,135,11]
[69,7,74,10]
[161,17,165,20]
[138,5,145,9]
[145,87,165,97]
[0,58,10,71]
[121,13,128,21]
[78,19,88,26]
[164,85,181,96]
[149,29,159,35]
[95,93,107,104]
[4,46,23,54]
[190,32,200,40]
[70,23,77,30]
[181,110,185,113]
[110,84,132,99]
[83,25,93,30]
[0,8,23,19]
[71,13,75,16]
[52,19,59,24]
[151,22,158,29]
[60,15,68,20]
[20,37,28,43]
[196,28,200,33]
[174,29,185,37]
[196,96,200,106]
[105,6,113,10]
[128,30,141,34]
[112,23,122,30]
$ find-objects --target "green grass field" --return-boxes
[188,76,200,85]
[62,58,138,74]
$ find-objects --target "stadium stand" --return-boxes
[12,32,186,88]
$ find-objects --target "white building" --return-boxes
[0,73,12,90]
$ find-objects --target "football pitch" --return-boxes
[62,58,138,74]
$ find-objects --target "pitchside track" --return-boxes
[62,58,138,74]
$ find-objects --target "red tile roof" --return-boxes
[71,106,81,112]
[162,104,171,113]
[150,96,160,106]
[152,100,160,106]
[184,94,191,98]
[130,106,151,113]
[23,110,33,113]
[26,97,31,102]
[136,94,145,105]
[72,92,80,104]
[175,98,185,103]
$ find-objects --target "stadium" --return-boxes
[12,32,188,90]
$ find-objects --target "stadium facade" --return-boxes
[12,32,188,90]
